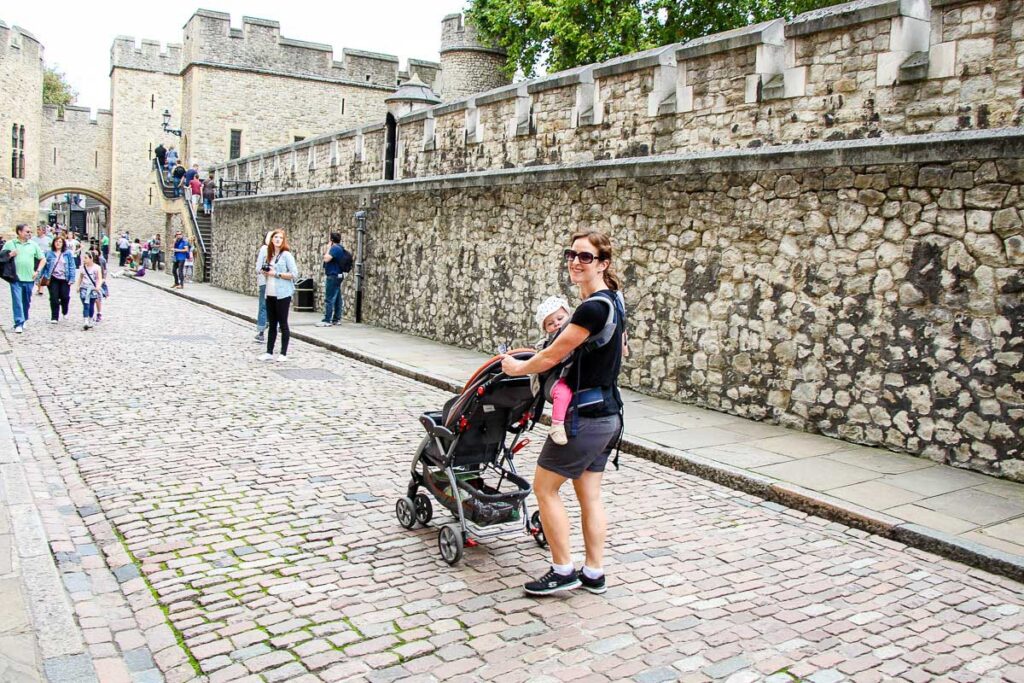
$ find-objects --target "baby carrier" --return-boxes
[536,290,627,446]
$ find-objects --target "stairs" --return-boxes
[195,211,213,282]
[152,160,212,282]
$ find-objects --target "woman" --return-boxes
[73,250,104,330]
[258,229,299,361]
[91,248,108,323]
[41,235,76,323]
[500,231,626,596]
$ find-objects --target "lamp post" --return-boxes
[162,109,182,137]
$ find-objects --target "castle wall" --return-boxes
[0,22,43,229]
[38,105,113,204]
[215,0,1024,196]
[212,129,1024,479]
[110,66,182,238]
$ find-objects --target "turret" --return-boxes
[385,73,441,117]
[437,13,509,101]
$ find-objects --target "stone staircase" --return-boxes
[152,160,212,282]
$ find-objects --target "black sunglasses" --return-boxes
[564,249,599,264]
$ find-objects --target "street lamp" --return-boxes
[162,109,182,137]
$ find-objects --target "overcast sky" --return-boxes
[5,1,465,114]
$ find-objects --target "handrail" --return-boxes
[181,186,208,256]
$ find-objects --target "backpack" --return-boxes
[337,247,354,274]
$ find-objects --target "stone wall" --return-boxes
[109,66,181,239]
[38,105,113,205]
[216,0,1024,196]
[0,21,43,229]
[211,129,1024,480]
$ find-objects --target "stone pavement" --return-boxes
[133,268,1024,578]
[0,273,1022,681]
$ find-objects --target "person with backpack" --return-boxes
[499,230,626,597]
[314,232,351,327]
[202,173,217,214]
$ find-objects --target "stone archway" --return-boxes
[38,187,111,238]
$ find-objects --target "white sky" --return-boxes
[5,1,465,114]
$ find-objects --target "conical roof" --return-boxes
[385,73,441,105]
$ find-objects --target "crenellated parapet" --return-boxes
[212,0,1024,194]
[0,20,43,64]
[110,36,182,74]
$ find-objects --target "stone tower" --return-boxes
[0,21,43,228]
[437,13,509,102]
[384,73,441,118]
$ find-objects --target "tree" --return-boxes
[43,66,77,113]
[467,0,840,78]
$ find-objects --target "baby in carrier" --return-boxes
[534,296,574,445]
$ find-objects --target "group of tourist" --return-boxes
[115,233,164,272]
[154,143,217,211]
[1,223,108,332]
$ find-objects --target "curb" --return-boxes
[136,277,1024,585]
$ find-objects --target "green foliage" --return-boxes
[467,0,841,77]
[42,66,77,112]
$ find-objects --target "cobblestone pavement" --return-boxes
[3,281,1024,683]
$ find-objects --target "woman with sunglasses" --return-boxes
[41,235,76,323]
[501,230,626,596]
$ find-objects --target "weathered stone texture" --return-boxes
[212,133,1024,479]
[0,23,43,228]
[218,0,1024,195]
[38,105,112,204]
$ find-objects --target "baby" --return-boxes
[534,296,573,445]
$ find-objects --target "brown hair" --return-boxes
[51,236,66,253]
[570,230,622,291]
[266,229,290,261]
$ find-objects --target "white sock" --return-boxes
[582,565,603,579]
[552,562,574,576]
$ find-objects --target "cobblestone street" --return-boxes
[3,281,1024,683]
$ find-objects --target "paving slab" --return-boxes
[828,480,927,510]
[755,457,879,491]
[881,467,994,497]
[916,489,1024,526]
[824,448,935,475]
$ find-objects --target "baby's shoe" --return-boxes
[549,422,567,445]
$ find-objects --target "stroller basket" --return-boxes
[421,461,531,527]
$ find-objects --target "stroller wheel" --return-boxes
[438,524,464,565]
[414,494,433,526]
[531,511,547,548]
[396,497,416,529]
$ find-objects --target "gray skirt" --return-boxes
[537,414,622,480]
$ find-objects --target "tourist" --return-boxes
[41,235,76,323]
[141,238,151,270]
[32,225,52,296]
[184,243,195,282]
[184,162,199,187]
[117,233,130,267]
[202,174,216,215]
[315,232,348,327]
[91,248,108,323]
[130,239,142,269]
[188,175,202,212]
[68,232,81,269]
[171,230,189,289]
[258,229,299,361]
[74,250,104,330]
[172,161,186,198]
[165,145,179,175]
[1,224,47,334]
[500,230,626,596]
[154,142,166,176]
[150,234,162,271]
[254,231,272,343]
[100,232,110,262]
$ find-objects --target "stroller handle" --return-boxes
[461,348,535,393]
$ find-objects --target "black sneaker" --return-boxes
[579,572,607,594]
[524,568,580,596]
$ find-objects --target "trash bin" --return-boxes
[294,278,315,311]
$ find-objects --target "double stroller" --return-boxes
[395,350,547,564]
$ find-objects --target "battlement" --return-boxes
[0,20,44,64]
[440,13,505,56]
[42,104,113,124]
[178,9,434,88]
[110,36,182,74]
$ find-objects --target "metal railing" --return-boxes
[217,178,260,198]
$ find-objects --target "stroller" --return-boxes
[396,350,548,565]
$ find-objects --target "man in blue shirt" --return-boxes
[315,233,347,327]
[172,230,190,289]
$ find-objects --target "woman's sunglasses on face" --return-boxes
[564,249,599,264]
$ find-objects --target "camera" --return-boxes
[261,264,271,272]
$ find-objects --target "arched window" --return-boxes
[10,124,25,179]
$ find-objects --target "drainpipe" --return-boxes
[354,209,367,323]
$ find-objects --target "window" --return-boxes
[365,74,371,82]
[151,94,155,110]
[341,98,346,115]
[294,136,304,143]
[229,129,242,160]
[11,124,25,179]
